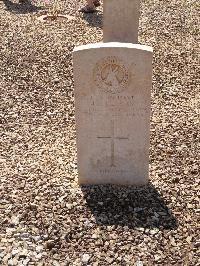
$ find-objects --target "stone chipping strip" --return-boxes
[0,0,199,265]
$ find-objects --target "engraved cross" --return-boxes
[97,120,129,167]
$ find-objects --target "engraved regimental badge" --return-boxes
[94,56,129,94]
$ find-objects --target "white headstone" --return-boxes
[73,43,153,185]
[103,0,140,43]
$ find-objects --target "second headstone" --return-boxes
[103,0,140,43]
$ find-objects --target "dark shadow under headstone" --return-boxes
[81,183,177,230]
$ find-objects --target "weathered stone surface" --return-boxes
[103,0,140,43]
[73,42,153,185]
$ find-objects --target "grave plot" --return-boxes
[0,0,199,265]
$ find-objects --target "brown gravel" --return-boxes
[0,0,199,265]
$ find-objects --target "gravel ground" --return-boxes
[0,0,199,265]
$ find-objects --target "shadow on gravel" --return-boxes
[2,0,43,14]
[81,183,177,230]
[81,11,103,29]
